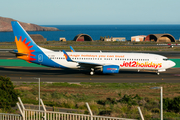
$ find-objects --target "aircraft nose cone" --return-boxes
[171,61,176,67]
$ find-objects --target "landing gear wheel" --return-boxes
[90,68,94,75]
[157,72,160,75]
[90,71,94,75]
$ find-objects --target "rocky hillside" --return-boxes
[0,16,59,32]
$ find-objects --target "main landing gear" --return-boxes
[90,68,94,75]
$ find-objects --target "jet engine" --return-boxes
[102,65,119,74]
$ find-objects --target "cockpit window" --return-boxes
[163,58,169,61]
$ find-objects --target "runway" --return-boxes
[0,66,180,83]
[0,51,180,83]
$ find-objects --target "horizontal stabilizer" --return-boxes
[9,50,28,56]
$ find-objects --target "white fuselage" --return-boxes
[42,49,175,72]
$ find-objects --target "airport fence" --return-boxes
[0,113,22,120]
[23,109,135,120]
[0,97,138,120]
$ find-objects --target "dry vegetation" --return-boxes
[14,82,180,120]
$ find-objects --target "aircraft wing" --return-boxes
[76,61,103,68]
[75,60,115,69]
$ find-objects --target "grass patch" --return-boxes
[30,82,38,84]
[81,82,163,89]
[49,82,80,87]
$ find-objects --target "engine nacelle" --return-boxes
[102,65,119,74]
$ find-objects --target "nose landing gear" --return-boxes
[90,68,94,75]
[156,71,160,75]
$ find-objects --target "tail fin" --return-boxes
[70,46,75,52]
[11,21,41,61]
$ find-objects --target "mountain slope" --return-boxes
[0,16,59,32]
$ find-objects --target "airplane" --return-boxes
[11,21,176,75]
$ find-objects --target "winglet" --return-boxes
[62,50,73,62]
[70,46,75,52]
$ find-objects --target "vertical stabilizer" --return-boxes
[11,21,41,61]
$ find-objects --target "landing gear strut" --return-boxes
[90,68,94,75]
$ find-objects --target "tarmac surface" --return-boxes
[0,51,180,83]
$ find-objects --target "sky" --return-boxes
[0,0,180,25]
